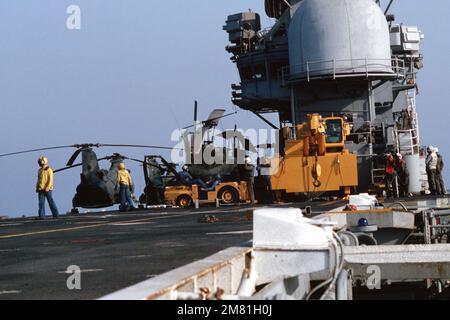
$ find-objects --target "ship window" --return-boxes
[326,120,343,144]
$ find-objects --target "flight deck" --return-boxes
[0,200,351,300]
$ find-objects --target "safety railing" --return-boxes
[407,90,421,148]
[394,128,421,155]
[423,210,450,245]
[280,58,406,84]
[393,76,421,156]
[371,168,386,186]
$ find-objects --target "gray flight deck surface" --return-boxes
[0,201,344,300]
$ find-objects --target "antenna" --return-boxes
[384,0,395,15]
[194,100,198,123]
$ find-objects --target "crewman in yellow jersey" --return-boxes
[117,162,135,211]
[36,156,59,219]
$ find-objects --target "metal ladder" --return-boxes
[393,90,421,155]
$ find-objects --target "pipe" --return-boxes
[385,201,408,212]
[356,233,378,246]
[338,231,360,246]
[336,269,351,300]
[430,210,450,217]
[237,253,257,296]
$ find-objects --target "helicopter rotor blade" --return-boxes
[123,157,145,164]
[182,111,237,130]
[0,145,76,159]
[117,156,167,172]
[0,142,182,161]
[53,163,83,174]
[99,153,144,164]
[66,148,83,166]
[54,157,110,173]
[157,157,179,177]
[217,130,257,153]
[98,144,182,151]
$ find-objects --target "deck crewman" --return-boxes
[244,157,255,205]
[178,165,208,189]
[385,154,397,199]
[395,153,410,198]
[426,146,438,195]
[257,155,274,204]
[36,156,59,219]
[117,162,135,211]
[435,148,446,195]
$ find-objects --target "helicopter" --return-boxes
[0,143,178,212]
[181,102,257,179]
[136,103,260,206]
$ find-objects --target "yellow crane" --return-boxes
[270,114,358,198]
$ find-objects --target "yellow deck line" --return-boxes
[0,215,182,240]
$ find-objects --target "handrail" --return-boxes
[281,57,406,84]
[394,128,420,155]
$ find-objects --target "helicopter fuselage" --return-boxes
[72,149,122,209]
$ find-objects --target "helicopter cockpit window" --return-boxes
[326,120,343,144]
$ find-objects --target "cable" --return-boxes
[305,232,345,300]
[306,237,338,300]
[305,252,336,299]
[320,232,345,300]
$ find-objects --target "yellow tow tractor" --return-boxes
[270,114,358,199]
[139,156,252,209]
[164,181,251,208]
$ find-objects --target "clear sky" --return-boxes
[0,0,449,217]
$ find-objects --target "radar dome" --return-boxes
[288,0,393,79]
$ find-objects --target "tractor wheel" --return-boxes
[176,195,193,208]
[218,187,239,205]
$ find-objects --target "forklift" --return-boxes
[164,180,251,208]
[139,155,251,208]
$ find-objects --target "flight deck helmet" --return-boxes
[38,156,48,167]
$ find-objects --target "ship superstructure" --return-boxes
[223,0,425,193]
